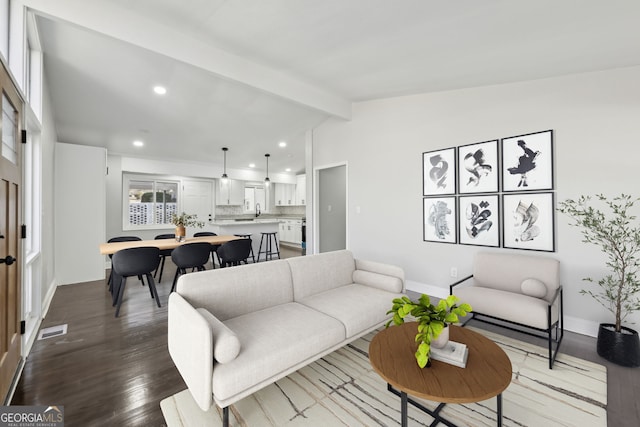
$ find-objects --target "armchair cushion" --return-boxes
[521,278,548,299]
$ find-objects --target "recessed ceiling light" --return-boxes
[133,140,144,147]
[249,163,256,168]
[278,141,287,148]
[285,168,291,172]
[153,86,167,95]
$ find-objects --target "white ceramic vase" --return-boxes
[430,324,449,349]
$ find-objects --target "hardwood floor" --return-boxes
[11,251,639,426]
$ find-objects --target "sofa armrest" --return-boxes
[449,274,474,295]
[168,293,214,411]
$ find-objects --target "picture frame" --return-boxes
[502,192,555,252]
[457,139,499,194]
[423,197,457,244]
[458,195,500,247]
[423,147,456,196]
[501,130,554,192]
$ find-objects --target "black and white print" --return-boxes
[458,195,500,247]
[458,140,499,194]
[502,130,554,192]
[423,197,457,244]
[503,192,555,252]
[423,148,456,196]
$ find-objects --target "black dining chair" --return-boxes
[170,242,212,292]
[106,236,143,293]
[153,233,175,283]
[217,238,253,268]
[111,246,161,317]
[193,231,221,269]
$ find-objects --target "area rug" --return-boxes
[161,327,607,426]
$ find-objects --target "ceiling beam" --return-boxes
[21,0,352,120]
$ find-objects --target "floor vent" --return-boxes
[37,324,68,340]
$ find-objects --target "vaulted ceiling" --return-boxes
[26,0,640,175]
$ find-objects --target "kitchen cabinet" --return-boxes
[295,174,306,205]
[216,178,244,205]
[278,219,303,245]
[275,183,296,206]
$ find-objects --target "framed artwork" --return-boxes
[423,148,456,196]
[458,195,500,247]
[501,130,554,192]
[457,140,499,194]
[423,197,457,244]
[502,192,555,252]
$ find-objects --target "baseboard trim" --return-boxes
[405,280,600,338]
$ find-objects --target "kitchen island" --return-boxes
[210,219,281,261]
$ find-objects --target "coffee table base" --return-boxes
[387,384,503,427]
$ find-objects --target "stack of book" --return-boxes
[430,340,468,368]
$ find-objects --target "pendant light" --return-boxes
[264,153,271,186]
[221,147,229,183]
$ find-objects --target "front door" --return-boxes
[0,60,23,403]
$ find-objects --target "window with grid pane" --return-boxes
[125,175,179,228]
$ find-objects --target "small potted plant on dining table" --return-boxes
[386,294,472,368]
[171,212,205,241]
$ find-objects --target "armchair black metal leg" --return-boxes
[147,274,161,308]
[223,406,229,427]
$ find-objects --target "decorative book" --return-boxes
[430,340,469,368]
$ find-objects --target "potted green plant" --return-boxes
[171,212,205,241]
[386,294,472,368]
[558,194,640,367]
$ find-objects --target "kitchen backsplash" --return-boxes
[215,205,305,217]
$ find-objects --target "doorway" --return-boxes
[0,59,24,403]
[315,164,347,253]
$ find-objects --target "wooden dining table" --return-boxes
[99,234,242,255]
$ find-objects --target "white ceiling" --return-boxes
[30,0,640,176]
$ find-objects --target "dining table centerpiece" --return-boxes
[171,212,205,241]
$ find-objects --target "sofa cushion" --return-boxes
[288,250,356,300]
[297,284,404,338]
[352,270,403,293]
[212,302,346,402]
[454,286,558,329]
[521,278,548,299]
[197,309,241,364]
[176,259,294,320]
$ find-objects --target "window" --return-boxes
[124,174,179,229]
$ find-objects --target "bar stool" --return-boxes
[257,232,280,262]
[234,234,255,263]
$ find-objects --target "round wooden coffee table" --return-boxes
[369,322,512,427]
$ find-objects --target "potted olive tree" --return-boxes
[171,212,205,241]
[558,194,640,367]
[386,294,472,368]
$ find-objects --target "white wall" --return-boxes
[54,143,106,284]
[312,66,640,336]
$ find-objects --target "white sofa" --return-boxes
[167,249,405,425]
[450,251,563,368]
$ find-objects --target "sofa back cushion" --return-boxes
[288,250,356,300]
[176,259,294,320]
[473,252,560,301]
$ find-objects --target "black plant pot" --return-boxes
[597,323,640,367]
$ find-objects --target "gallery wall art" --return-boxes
[423,197,457,244]
[423,148,456,196]
[421,129,556,251]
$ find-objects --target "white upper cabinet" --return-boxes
[295,174,306,205]
[275,183,296,206]
[217,178,244,205]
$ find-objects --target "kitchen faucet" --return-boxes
[255,203,261,217]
